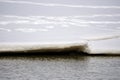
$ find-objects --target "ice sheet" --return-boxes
[0,0,120,54]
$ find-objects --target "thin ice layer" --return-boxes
[0,41,89,53]
[88,38,120,54]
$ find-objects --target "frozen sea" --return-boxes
[0,0,120,54]
[0,0,120,80]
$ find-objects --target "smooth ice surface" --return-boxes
[0,0,120,54]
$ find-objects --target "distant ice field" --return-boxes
[0,0,120,54]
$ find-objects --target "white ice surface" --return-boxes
[0,0,120,54]
[88,38,120,54]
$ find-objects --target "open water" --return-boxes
[0,54,120,80]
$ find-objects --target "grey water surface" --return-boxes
[0,55,120,80]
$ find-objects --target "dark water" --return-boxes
[0,54,120,80]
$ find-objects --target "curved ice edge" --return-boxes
[0,42,89,54]
[0,41,120,54]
